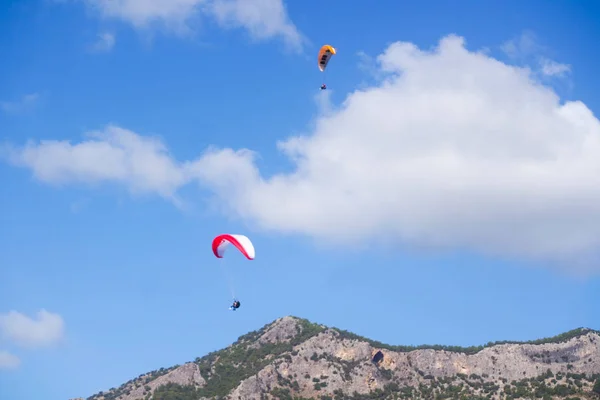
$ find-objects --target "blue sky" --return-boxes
[1,0,600,399]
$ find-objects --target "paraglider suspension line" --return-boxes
[220,258,236,299]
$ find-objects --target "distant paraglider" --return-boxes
[318,44,336,89]
[211,234,255,311]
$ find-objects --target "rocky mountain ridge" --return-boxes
[87,316,600,400]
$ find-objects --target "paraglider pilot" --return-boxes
[320,84,327,90]
[230,299,241,311]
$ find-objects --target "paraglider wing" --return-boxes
[212,234,255,260]
[318,45,336,72]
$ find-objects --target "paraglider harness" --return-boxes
[320,84,327,90]
[230,299,241,311]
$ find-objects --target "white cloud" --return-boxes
[0,309,65,348]
[208,0,302,50]
[79,0,303,49]
[539,57,571,77]
[90,32,116,52]
[5,127,190,203]
[82,0,206,30]
[0,93,39,114]
[0,351,20,370]
[5,34,600,274]
[501,30,541,59]
[501,31,570,80]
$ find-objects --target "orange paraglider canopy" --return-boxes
[318,44,336,72]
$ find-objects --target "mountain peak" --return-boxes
[257,316,310,344]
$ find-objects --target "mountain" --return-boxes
[85,316,600,400]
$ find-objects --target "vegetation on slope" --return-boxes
[150,383,200,400]
[331,326,599,355]
[147,373,600,400]
[277,372,600,400]
[87,366,179,400]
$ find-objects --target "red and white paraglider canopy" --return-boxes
[212,234,255,260]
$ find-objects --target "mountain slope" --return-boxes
[86,316,600,400]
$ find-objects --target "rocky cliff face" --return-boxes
[87,316,600,400]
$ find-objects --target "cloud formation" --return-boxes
[0,309,65,348]
[6,34,600,273]
[80,0,303,49]
[0,350,20,370]
[89,32,116,53]
[6,128,188,199]
[0,93,39,114]
[501,31,541,59]
[501,31,570,79]
[539,57,571,77]
[208,0,302,49]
